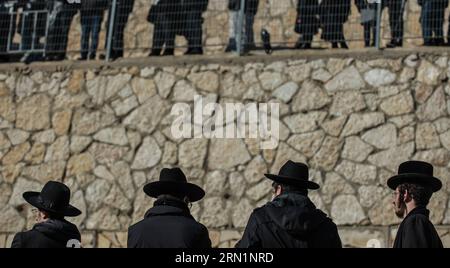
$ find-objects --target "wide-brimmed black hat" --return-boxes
[264,160,320,190]
[144,168,205,202]
[23,181,81,217]
[387,161,442,192]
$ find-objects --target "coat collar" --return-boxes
[405,206,430,220]
[144,196,192,219]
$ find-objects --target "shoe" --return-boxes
[149,49,161,56]
[162,48,174,56]
[340,41,349,49]
[332,42,338,49]
[225,38,237,52]
[88,53,96,60]
[386,39,402,48]
[185,48,203,55]
[78,54,88,61]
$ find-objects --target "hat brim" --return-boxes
[387,173,442,192]
[23,192,82,217]
[143,181,205,202]
[264,174,320,190]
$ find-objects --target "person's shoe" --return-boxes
[331,42,338,48]
[149,49,161,56]
[185,48,203,55]
[162,48,174,56]
[78,54,88,61]
[225,38,237,52]
[387,39,403,48]
[434,38,445,46]
[340,41,349,49]
[88,53,96,60]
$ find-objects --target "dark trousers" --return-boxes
[386,0,406,43]
[106,5,131,58]
[421,1,445,44]
[81,11,103,58]
[363,20,377,46]
[152,14,176,51]
[46,4,77,58]
[184,11,203,50]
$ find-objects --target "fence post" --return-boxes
[106,0,118,61]
[375,0,382,50]
[236,0,246,55]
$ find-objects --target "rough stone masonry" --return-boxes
[1,51,450,248]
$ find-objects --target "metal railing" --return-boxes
[0,0,449,64]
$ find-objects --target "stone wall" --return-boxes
[2,51,450,248]
[63,0,442,57]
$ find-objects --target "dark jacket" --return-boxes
[393,206,443,248]
[228,0,259,15]
[11,219,81,248]
[183,0,208,13]
[320,0,351,24]
[236,193,342,248]
[81,0,109,14]
[128,197,211,248]
[295,0,320,35]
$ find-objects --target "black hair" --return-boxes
[272,182,308,196]
[398,183,433,207]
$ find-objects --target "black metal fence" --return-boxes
[0,0,449,64]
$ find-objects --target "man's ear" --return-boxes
[41,211,50,220]
[403,190,412,202]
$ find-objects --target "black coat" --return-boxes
[11,219,81,248]
[183,0,208,12]
[81,0,109,14]
[228,0,259,15]
[236,193,342,248]
[320,0,351,25]
[393,206,443,248]
[128,197,211,248]
[295,0,320,35]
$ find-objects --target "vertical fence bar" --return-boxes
[375,0,382,49]
[236,0,246,55]
[106,0,118,61]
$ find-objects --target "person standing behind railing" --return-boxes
[148,0,180,56]
[225,0,259,53]
[418,0,448,46]
[294,0,320,49]
[104,0,134,60]
[79,0,108,60]
[419,0,447,46]
[45,0,79,61]
[385,0,407,48]
[0,0,12,62]
[181,0,208,55]
[355,0,377,47]
[320,0,351,49]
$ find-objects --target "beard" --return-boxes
[394,200,407,218]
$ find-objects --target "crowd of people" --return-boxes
[0,0,450,63]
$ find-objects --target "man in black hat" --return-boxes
[11,181,82,248]
[236,160,342,248]
[388,161,443,248]
[127,167,211,248]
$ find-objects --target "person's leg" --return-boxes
[421,1,432,45]
[80,11,91,59]
[185,11,203,54]
[433,7,445,45]
[244,14,255,50]
[226,10,238,52]
[150,14,166,56]
[90,15,103,59]
[162,14,175,55]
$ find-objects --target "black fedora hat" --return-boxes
[23,181,81,217]
[387,161,442,192]
[264,160,320,190]
[144,168,205,202]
